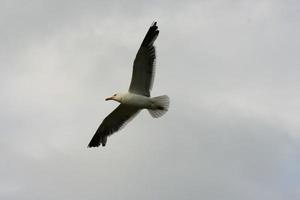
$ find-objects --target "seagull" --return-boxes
[88,22,170,147]
[88,22,169,147]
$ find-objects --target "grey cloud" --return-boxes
[2,102,299,200]
[1,0,300,200]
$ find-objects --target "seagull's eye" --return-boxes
[113,94,117,96]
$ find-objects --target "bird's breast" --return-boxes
[121,93,152,109]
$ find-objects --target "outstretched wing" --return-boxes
[129,22,159,97]
[88,105,140,147]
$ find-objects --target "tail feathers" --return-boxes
[148,95,170,118]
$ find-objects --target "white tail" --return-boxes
[148,95,170,118]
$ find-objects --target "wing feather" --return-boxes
[88,105,140,147]
[129,22,159,97]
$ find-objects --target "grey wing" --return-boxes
[129,22,159,97]
[88,104,140,147]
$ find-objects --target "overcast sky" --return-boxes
[1,0,300,199]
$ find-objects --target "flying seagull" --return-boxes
[88,22,169,147]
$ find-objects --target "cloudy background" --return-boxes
[1,0,300,199]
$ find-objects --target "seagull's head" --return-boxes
[105,93,123,102]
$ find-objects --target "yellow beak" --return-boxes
[105,96,114,101]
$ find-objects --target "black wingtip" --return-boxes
[87,141,105,148]
[141,21,159,47]
[87,133,107,148]
[87,142,100,148]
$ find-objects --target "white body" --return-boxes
[120,93,155,109]
[114,92,169,118]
